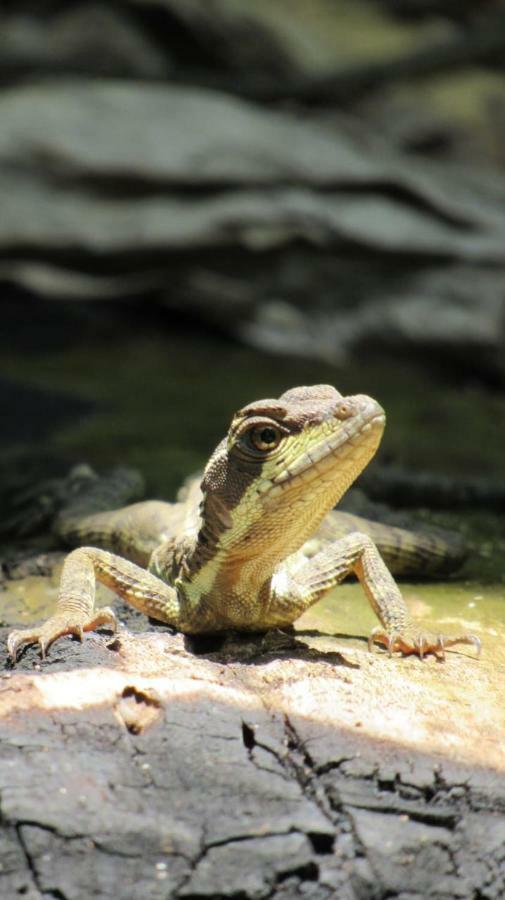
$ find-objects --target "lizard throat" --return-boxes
[182,404,385,594]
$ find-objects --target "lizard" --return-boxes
[7,384,480,662]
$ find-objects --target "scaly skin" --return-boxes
[8,385,480,661]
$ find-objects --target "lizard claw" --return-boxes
[367,626,481,660]
[7,606,118,662]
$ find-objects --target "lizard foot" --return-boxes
[7,606,118,662]
[367,626,481,660]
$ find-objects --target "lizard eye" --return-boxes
[249,425,282,452]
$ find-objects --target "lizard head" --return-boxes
[198,385,385,569]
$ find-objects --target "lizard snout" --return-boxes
[334,394,385,424]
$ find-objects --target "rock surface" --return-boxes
[1,606,504,899]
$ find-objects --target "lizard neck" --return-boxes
[180,485,271,601]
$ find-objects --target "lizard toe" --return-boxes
[7,607,118,661]
[367,626,481,660]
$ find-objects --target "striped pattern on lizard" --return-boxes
[7,385,480,661]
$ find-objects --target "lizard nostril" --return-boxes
[335,402,353,420]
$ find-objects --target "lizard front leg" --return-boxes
[270,532,480,659]
[8,546,182,661]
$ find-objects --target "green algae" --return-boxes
[0,569,114,629]
[296,579,505,665]
[1,573,60,628]
[228,0,447,72]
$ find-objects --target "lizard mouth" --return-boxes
[266,408,385,495]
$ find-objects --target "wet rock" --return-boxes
[241,264,505,377]
[0,81,504,251]
[0,78,504,376]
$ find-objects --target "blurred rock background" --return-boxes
[1,0,505,499]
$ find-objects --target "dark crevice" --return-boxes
[307,832,334,855]
[181,893,249,900]
[15,824,45,899]
[176,828,317,897]
[343,795,460,829]
[376,774,400,793]
[319,760,464,829]
[239,720,292,784]
[185,632,228,655]
[204,830,300,853]
[18,172,478,232]
[376,771,436,803]
[15,820,82,841]
[314,757,355,776]
[276,860,319,883]
[241,718,288,768]
[284,715,316,769]
[281,715,339,829]
[241,720,256,752]
[281,717,386,877]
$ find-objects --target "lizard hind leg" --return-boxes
[54,466,184,566]
[8,546,182,661]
